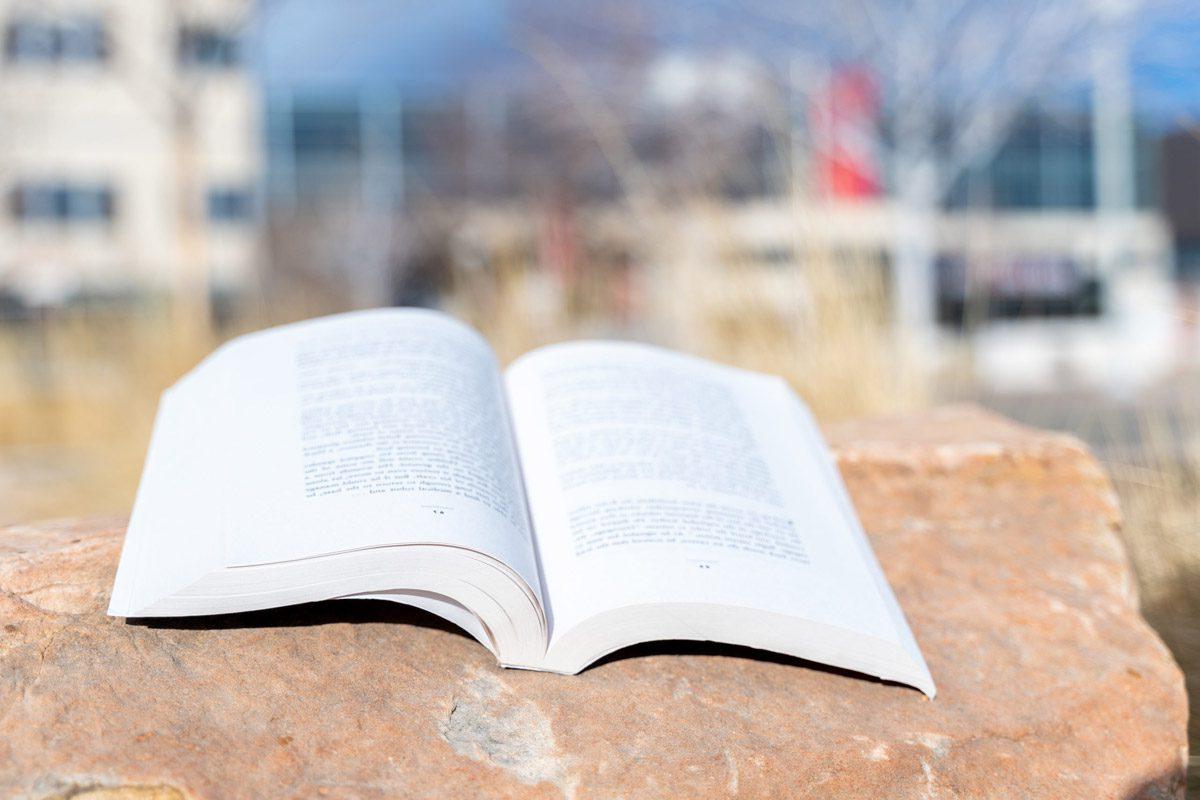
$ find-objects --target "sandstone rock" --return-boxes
[0,406,1187,799]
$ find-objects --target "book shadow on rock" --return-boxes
[590,640,913,692]
[128,598,471,639]
[127,599,907,689]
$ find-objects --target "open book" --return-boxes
[108,309,935,697]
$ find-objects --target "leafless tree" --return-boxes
[519,0,1136,349]
[742,0,1116,350]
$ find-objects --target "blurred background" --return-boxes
[0,0,1198,776]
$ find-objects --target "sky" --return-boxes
[1131,7,1200,125]
[252,0,1200,127]
[251,0,516,96]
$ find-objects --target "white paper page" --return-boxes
[108,370,230,615]
[180,308,540,594]
[787,398,932,677]
[505,341,904,649]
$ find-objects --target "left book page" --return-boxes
[108,309,543,633]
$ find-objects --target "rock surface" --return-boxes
[0,406,1187,799]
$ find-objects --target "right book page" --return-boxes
[505,341,934,695]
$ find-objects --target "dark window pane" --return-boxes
[53,186,71,218]
[936,255,1103,325]
[66,186,113,220]
[178,26,240,68]
[292,107,361,156]
[6,17,108,63]
[206,188,253,222]
[59,18,108,62]
[5,20,58,62]
[9,182,115,223]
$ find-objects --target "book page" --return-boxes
[505,341,905,651]
[158,309,540,595]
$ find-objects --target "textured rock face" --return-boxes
[0,406,1187,799]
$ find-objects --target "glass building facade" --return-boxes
[946,108,1157,212]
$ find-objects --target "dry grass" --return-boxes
[0,235,922,518]
[0,302,310,522]
[1105,418,1200,790]
[0,306,204,522]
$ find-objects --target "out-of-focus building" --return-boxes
[930,108,1178,392]
[252,3,1197,392]
[1159,129,1200,284]
[0,0,260,309]
[255,0,517,305]
[443,97,1183,392]
[261,87,483,304]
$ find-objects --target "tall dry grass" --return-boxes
[0,302,310,523]
[1104,415,1200,790]
[0,306,204,522]
[0,224,920,520]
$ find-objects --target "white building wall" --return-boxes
[0,0,260,304]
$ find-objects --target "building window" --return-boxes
[10,182,115,223]
[5,18,108,64]
[206,187,253,223]
[178,26,239,68]
[5,19,55,61]
[936,254,1103,326]
[59,18,108,61]
[291,106,362,156]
